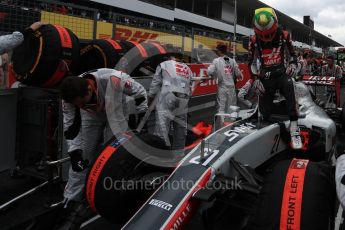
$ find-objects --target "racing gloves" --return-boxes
[68,149,89,172]
[286,63,297,77]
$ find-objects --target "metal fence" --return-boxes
[0,0,249,59]
[0,2,40,33]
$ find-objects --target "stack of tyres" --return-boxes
[78,38,126,74]
[118,40,169,77]
[78,40,169,76]
[12,24,80,87]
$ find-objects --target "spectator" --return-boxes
[59,5,68,15]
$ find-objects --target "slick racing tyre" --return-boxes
[13,24,79,87]
[85,133,172,224]
[246,159,335,230]
[118,41,168,77]
[78,39,126,74]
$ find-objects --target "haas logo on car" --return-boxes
[302,76,336,85]
[224,122,256,142]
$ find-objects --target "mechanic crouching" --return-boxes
[148,54,193,156]
[58,68,148,229]
[249,7,302,150]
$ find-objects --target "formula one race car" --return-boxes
[301,75,345,129]
[86,81,337,230]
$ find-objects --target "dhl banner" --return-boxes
[97,21,113,39]
[193,35,231,51]
[40,12,248,54]
[114,24,183,49]
[232,42,248,54]
[41,11,94,39]
[184,37,193,53]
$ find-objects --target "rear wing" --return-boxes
[301,75,341,107]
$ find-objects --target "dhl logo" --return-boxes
[115,28,159,43]
[98,29,158,42]
[98,25,182,46]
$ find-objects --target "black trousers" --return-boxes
[259,74,298,121]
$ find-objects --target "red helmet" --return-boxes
[253,8,278,42]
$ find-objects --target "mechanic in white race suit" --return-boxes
[208,44,243,114]
[0,21,45,54]
[60,68,148,203]
[148,56,193,154]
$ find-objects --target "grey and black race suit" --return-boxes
[248,27,299,121]
[208,56,243,114]
[148,60,192,151]
[63,68,147,201]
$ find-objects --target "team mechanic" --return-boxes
[208,44,243,115]
[249,7,302,150]
[0,21,45,54]
[59,68,148,229]
[148,55,193,155]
